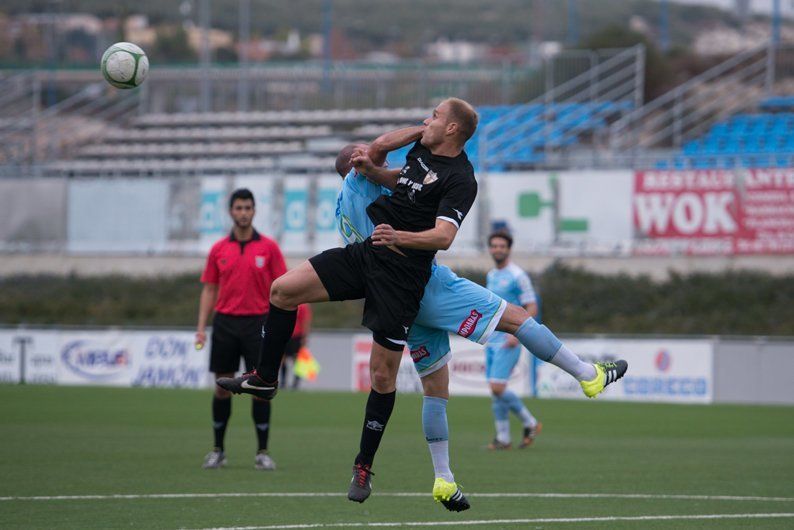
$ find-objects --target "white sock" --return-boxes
[518,407,537,428]
[428,441,454,482]
[495,420,511,444]
[550,345,597,381]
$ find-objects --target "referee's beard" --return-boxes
[233,218,253,230]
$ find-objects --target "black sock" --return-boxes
[251,398,271,452]
[355,389,396,467]
[256,304,297,382]
[212,396,232,451]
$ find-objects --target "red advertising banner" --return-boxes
[633,169,794,255]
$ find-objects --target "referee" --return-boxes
[196,188,287,471]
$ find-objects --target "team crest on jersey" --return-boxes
[255,256,266,268]
[423,170,438,184]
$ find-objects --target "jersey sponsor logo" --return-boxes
[366,420,384,431]
[457,309,483,338]
[409,345,430,363]
[255,256,266,268]
[397,176,424,192]
[339,214,366,244]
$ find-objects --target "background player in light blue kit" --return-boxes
[336,124,628,511]
[485,230,541,450]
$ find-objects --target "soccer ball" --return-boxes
[101,42,149,89]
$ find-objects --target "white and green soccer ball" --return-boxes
[100,42,149,89]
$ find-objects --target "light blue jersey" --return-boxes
[485,262,536,382]
[336,170,389,245]
[335,168,506,377]
[486,263,536,308]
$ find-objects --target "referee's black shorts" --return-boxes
[309,238,432,351]
[209,312,267,374]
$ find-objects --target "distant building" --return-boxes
[426,38,488,63]
[694,21,794,55]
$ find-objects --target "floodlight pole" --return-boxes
[322,0,333,94]
[200,0,211,112]
[238,0,251,112]
[659,0,670,53]
[567,0,579,46]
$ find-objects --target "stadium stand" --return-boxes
[48,101,629,177]
[658,102,794,169]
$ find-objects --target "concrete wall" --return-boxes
[714,339,794,405]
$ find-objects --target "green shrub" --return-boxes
[1,265,792,336]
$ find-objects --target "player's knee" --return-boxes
[497,303,530,334]
[270,277,296,308]
[490,382,506,396]
[370,365,397,392]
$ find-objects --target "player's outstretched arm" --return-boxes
[367,125,425,167]
[351,148,402,190]
[372,219,458,251]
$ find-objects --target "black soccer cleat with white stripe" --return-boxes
[440,488,471,512]
[216,370,278,400]
[433,478,470,512]
[581,360,628,398]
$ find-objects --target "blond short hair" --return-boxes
[444,97,479,143]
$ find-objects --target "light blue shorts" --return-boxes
[485,332,522,383]
[408,264,507,377]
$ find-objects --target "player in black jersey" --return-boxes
[217,97,479,503]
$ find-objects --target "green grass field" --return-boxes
[1,386,793,529]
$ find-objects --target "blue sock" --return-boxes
[514,318,562,362]
[491,394,509,421]
[501,390,524,415]
[422,396,453,481]
[422,396,449,443]
[502,390,537,427]
[491,394,511,443]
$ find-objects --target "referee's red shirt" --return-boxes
[201,230,287,315]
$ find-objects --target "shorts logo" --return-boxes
[410,345,430,363]
[457,309,483,338]
[366,420,384,431]
[255,256,266,268]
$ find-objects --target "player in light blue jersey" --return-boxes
[485,231,542,450]
[335,126,628,510]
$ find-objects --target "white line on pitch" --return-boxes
[1,492,793,502]
[191,513,794,530]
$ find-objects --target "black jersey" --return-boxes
[366,140,477,259]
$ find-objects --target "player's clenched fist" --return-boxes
[350,148,375,174]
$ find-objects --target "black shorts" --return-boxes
[309,239,432,348]
[209,312,267,374]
